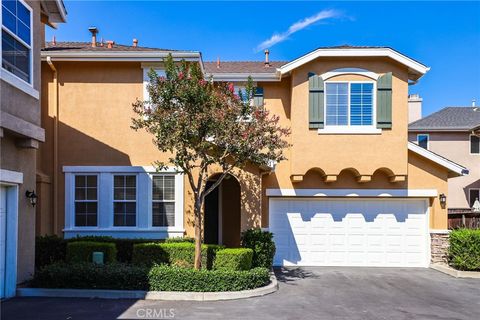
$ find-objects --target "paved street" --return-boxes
[2,267,479,320]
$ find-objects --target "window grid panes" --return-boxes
[350,83,373,126]
[113,175,137,227]
[152,175,175,227]
[1,0,31,83]
[325,82,374,127]
[74,175,98,227]
[326,83,348,126]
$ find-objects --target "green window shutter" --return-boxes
[308,72,324,129]
[253,87,264,108]
[377,72,393,129]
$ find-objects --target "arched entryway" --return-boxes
[204,173,241,247]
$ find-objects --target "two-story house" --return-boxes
[0,0,66,298]
[409,106,480,225]
[40,35,467,269]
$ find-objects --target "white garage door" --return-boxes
[269,198,429,267]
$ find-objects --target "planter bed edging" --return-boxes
[430,263,480,279]
[16,275,278,301]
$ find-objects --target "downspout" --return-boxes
[46,56,59,235]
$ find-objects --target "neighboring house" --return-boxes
[0,0,66,298]
[409,106,480,216]
[40,36,467,268]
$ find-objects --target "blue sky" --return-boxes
[47,1,480,116]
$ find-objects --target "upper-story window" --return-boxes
[1,0,32,83]
[417,134,429,149]
[470,135,480,154]
[325,82,374,127]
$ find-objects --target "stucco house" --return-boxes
[0,0,66,298]
[409,106,480,218]
[39,33,468,269]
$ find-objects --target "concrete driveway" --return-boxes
[2,267,479,320]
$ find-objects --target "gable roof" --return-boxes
[204,61,286,74]
[408,142,468,177]
[409,107,480,131]
[278,46,429,81]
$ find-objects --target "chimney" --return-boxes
[264,49,270,67]
[106,40,114,49]
[216,57,220,69]
[408,94,423,123]
[52,35,56,46]
[132,38,138,47]
[88,26,98,47]
[472,99,476,107]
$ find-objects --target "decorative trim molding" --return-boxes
[0,69,39,99]
[0,111,45,142]
[265,188,438,198]
[0,169,24,184]
[408,142,468,175]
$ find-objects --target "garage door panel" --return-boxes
[270,198,429,267]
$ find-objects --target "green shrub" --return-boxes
[164,237,194,243]
[132,242,223,269]
[213,248,253,271]
[148,265,270,292]
[241,228,276,269]
[31,262,149,290]
[35,235,67,269]
[66,241,117,264]
[68,236,163,263]
[448,229,480,271]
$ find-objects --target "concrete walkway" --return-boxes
[2,267,479,320]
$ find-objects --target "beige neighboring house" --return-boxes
[0,0,66,298]
[40,32,467,269]
[409,106,480,215]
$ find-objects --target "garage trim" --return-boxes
[266,188,437,197]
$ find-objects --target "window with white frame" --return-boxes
[417,134,429,149]
[74,175,98,227]
[325,82,374,127]
[152,175,175,227]
[471,135,480,154]
[1,0,31,83]
[469,189,480,208]
[113,175,137,227]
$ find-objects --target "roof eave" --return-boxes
[278,48,429,80]
[408,142,468,177]
[40,51,202,62]
[205,72,281,82]
[408,127,472,132]
[41,0,67,23]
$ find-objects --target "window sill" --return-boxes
[318,127,382,135]
[0,68,38,99]
[64,227,185,232]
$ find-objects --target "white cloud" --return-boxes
[255,9,341,52]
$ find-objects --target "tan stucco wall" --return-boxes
[409,131,480,209]
[407,150,449,229]
[40,61,262,237]
[0,1,46,284]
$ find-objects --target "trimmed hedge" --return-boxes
[31,262,149,290]
[213,248,253,271]
[35,235,67,269]
[448,229,480,271]
[66,241,117,264]
[241,228,276,269]
[164,237,194,243]
[148,265,270,292]
[132,242,223,269]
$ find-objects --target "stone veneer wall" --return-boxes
[430,232,449,264]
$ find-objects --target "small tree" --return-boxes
[132,54,290,269]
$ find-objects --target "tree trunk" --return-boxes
[194,200,202,270]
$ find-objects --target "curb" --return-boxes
[16,274,278,301]
[430,263,480,279]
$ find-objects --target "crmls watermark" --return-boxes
[136,308,176,319]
